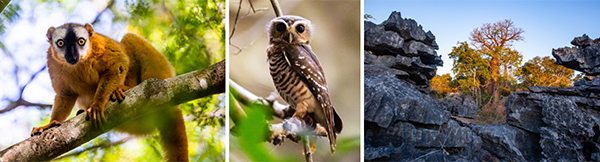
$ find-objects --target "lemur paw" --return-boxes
[86,107,106,128]
[110,85,131,103]
[31,120,61,136]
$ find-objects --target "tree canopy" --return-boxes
[517,56,574,88]
[469,19,524,103]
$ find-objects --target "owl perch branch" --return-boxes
[269,0,282,17]
[228,79,327,143]
[0,60,225,161]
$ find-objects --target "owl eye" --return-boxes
[78,38,86,46]
[56,39,64,47]
[276,23,286,32]
[296,24,305,33]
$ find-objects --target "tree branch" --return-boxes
[228,79,326,147]
[0,60,225,161]
[53,137,133,160]
[269,0,282,17]
[0,0,10,13]
[0,65,52,114]
[91,0,115,25]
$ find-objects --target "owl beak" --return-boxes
[288,33,293,44]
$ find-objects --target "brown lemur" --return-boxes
[30,23,188,161]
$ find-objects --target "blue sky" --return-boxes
[365,0,600,75]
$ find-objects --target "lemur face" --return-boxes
[47,23,93,65]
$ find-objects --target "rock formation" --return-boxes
[364,11,442,93]
[365,12,485,161]
[505,35,600,161]
[553,34,600,75]
[364,11,600,161]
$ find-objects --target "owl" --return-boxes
[266,15,343,153]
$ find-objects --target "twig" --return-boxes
[18,66,47,97]
[229,0,244,40]
[91,0,115,25]
[0,66,53,114]
[248,0,256,13]
[0,98,52,114]
[269,0,282,17]
[240,8,269,20]
[229,38,261,56]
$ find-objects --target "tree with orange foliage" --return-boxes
[470,19,524,104]
[517,56,574,89]
[431,74,457,98]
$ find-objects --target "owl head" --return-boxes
[267,15,313,45]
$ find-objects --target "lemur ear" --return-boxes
[84,23,95,37]
[46,27,55,42]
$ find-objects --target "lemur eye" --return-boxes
[78,38,86,46]
[276,23,286,32]
[296,24,305,33]
[56,39,64,47]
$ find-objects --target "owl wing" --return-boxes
[283,44,343,135]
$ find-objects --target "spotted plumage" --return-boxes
[266,15,343,153]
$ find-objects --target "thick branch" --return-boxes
[0,60,225,161]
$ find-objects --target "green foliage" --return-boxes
[516,56,574,89]
[499,48,522,77]
[448,42,489,94]
[229,92,274,161]
[334,135,361,155]
[124,0,225,75]
[120,0,226,160]
[229,91,361,161]
[0,2,20,48]
[364,14,374,20]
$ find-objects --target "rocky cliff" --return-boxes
[364,11,442,93]
[364,12,600,161]
[365,11,485,161]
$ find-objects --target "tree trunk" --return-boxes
[490,57,500,106]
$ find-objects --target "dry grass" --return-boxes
[477,100,507,124]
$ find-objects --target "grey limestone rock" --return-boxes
[552,35,600,76]
[365,13,600,162]
[364,11,442,90]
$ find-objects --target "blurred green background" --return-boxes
[0,0,225,161]
[228,0,360,161]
